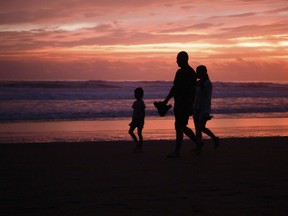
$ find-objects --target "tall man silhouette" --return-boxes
[163,51,198,158]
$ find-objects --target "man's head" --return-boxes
[176,51,189,67]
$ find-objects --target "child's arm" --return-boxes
[203,81,212,114]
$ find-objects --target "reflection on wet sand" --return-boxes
[1,116,288,143]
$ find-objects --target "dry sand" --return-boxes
[1,136,288,215]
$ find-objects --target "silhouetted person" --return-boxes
[129,87,146,152]
[163,51,198,158]
[193,65,219,150]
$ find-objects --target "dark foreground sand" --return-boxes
[1,137,288,216]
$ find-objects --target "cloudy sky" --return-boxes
[0,0,287,81]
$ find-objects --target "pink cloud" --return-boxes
[0,0,287,81]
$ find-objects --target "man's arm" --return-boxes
[164,85,175,104]
[164,72,178,104]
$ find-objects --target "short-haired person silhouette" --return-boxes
[193,65,220,150]
[163,51,198,158]
[129,87,146,152]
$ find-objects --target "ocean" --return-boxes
[1,80,288,143]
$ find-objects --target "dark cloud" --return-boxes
[211,60,288,82]
[1,58,287,82]
[218,21,288,38]
[264,6,288,14]
[0,58,175,81]
[226,12,256,18]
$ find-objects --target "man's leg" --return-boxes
[167,116,183,158]
[175,125,184,154]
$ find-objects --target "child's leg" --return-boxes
[202,127,220,149]
[137,127,143,150]
[191,120,203,155]
[202,127,216,139]
[193,114,202,144]
[129,126,138,144]
[183,126,197,144]
[194,117,205,154]
[195,127,203,144]
[195,119,204,143]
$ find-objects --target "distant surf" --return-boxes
[1,80,288,122]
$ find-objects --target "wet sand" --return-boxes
[1,117,288,143]
[1,136,288,215]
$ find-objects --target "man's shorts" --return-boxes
[174,107,189,128]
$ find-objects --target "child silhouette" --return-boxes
[193,65,220,152]
[129,87,146,152]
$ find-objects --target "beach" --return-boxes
[1,136,288,215]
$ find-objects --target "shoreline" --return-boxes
[0,135,288,145]
[1,136,288,215]
[1,116,288,143]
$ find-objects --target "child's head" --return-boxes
[134,87,144,100]
[196,65,209,80]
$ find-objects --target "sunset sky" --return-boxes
[0,0,287,81]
